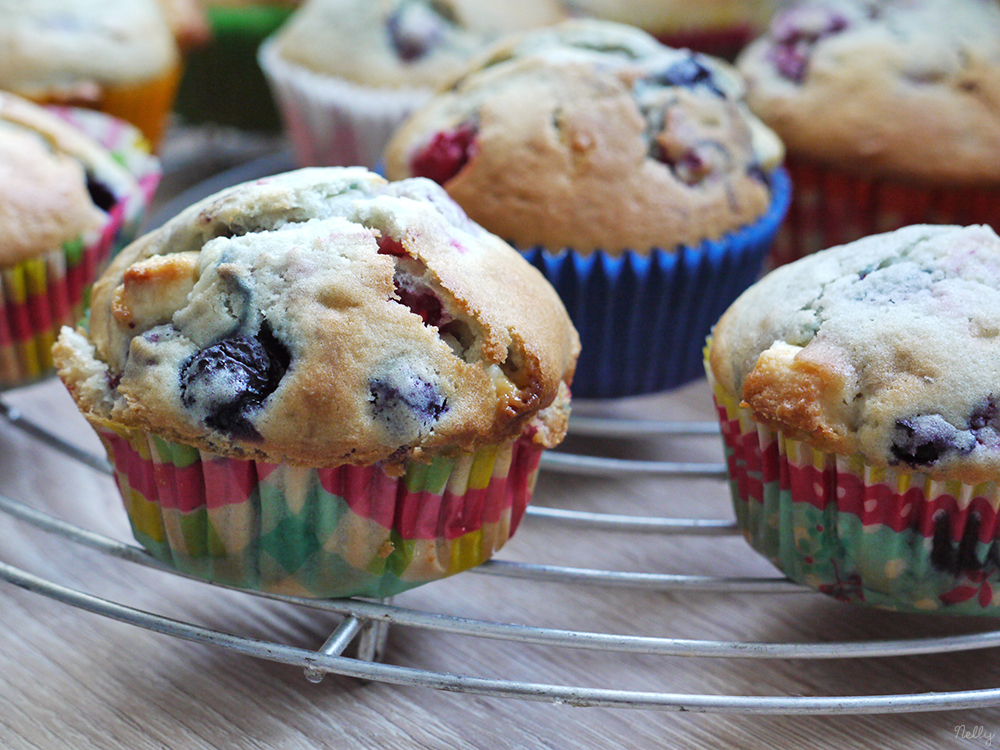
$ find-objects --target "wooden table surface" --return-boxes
[1,129,997,750]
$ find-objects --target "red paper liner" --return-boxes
[771,156,1000,269]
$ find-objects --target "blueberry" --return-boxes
[970,397,1000,432]
[931,512,985,576]
[387,2,444,62]
[180,324,289,440]
[369,364,448,441]
[889,414,975,468]
[652,55,725,98]
[85,171,117,212]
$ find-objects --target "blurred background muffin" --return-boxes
[258,0,569,169]
[54,166,578,598]
[0,0,183,151]
[157,0,213,53]
[737,0,1000,267]
[0,93,160,387]
[386,20,789,398]
[568,0,775,60]
[707,223,1000,615]
[172,0,300,133]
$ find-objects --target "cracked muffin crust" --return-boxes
[736,0,1000,183]
[709,223,1000,485]
[384,19,784,253]
[55,166,579,469]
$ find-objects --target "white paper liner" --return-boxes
[258,38,432,170]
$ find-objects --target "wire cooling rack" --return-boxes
[4,398,1000,716]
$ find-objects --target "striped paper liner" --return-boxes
[708,363,1000,615]
[769,156,1000,270]
[97,424,543,598]
[0,108,160,388]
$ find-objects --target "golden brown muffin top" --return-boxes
[737,0,1000,183]
[710,224,1000,485]
[0,0,179,99]
[270,0,568,89]
[385,20,784,254]
[55,167,579,468]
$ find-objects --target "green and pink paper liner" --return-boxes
[97,423,543,598]
[0,107,160,387]
[709,367,1000,616]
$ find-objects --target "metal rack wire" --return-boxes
[3,398,1000,715]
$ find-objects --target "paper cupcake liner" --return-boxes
[175,6,295,132]
[0,109,161,389]
[522,167,790,399]
[95,424,543,598]
[770,156,1000,269]
[708,368,1000,615]
[652,25,756,61]
[48,106,163,251]
[259,38,432,169]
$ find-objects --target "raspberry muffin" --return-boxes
[737,0,1000,266]
[386,20,789,397]
[54,167,579,598]
[258,0,568,168]
[0,93,159,387]
[0,0,182,150]
[708,223,1000,614]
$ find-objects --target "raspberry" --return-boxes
[409,122,478,185]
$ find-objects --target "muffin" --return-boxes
[54,166,579,598]
[385,20,789,398]
[258,0,568,168]
[0,0,183,150]
[0,93,160,388]
[737,0,1000,267]
[157,0,213,52]
[568,0,774,60]
[174,1,301,132]
[708,223,1000,614]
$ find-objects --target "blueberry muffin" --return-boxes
[54,166,579,597]
[737,0,1000,265]
[385,20,790,397]
[0,93,157,387]
[258,0,568,167]
[708,223,1000,614]
[0,0,182,149]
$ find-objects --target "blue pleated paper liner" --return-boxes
[523,167,791,399]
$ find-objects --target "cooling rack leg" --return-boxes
[304,617,363,683]
[303,597,393,684]
[355,596,393,665]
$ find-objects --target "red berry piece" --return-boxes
[768,7,849,83]
[409,122,478,185]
